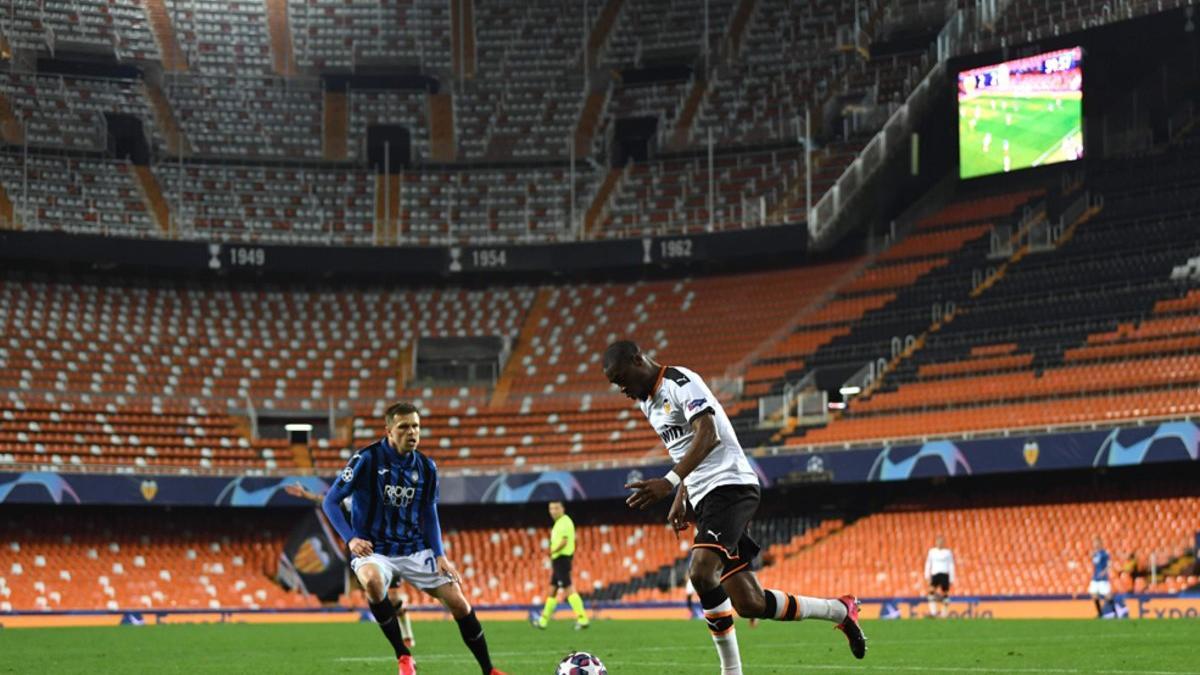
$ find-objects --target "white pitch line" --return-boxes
[1032,125,1081,167]
[333,655,1200,675]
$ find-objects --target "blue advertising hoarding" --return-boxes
[0,420,1195,507]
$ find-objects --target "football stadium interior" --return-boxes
[2,0,1200,672]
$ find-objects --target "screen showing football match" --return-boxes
[958,46,1083,179]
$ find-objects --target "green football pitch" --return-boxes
[2,618,1197,674]
[959,92,1082,179]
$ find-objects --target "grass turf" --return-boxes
[959,92,1082,179]
[2,618,1197,674]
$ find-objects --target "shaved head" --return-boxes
[603,340,640,370]
[602,339,660,401]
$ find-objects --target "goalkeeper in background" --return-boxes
[533,500,590,629]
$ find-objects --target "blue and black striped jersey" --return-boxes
[322,438,444,558]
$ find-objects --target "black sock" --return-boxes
[369,598,410,658]
[1094,598,1103,616]
[455,609,493,674]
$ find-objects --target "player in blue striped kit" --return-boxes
[324,402,506,675]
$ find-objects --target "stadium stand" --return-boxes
[0,259,862,472]
[783,148,1200,446]
[0,73,160,152]
[163,75,324,160]
[347,88,431,163]
[0,154,157,237]
[399,166,597,243]
[454,0,602,161]
[154,162,374,243]
[755,489,1200,598]
[164,0,273,73]
[0,0,162,62]
[0,0,956,241]
[286,0,451,72]
[369,522,692,609]
[0,507,315,612]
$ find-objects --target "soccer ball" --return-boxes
[556,651,607,675]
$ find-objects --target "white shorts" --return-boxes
[1088,580,1112,597]
[351,549,454,591]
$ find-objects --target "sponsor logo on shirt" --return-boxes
[687,398,707,412]
[659,425,686,444]
[384,484,417,507]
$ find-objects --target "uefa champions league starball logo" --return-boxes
[556,651,607,675]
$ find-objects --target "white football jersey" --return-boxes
[638,365,758,506]
[925,547,955,581]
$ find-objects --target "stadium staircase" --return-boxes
[322,91,349,161]
[586,0,626,68]
[142,82,190,156]
[0,182,17,230]
[668,79,708,150]
[583,168,626,237]
[574,91,608,158]
[131,166,173,236]
[373,174,402,245]
[450,0,477,79]
[724,0,759,58]
[143,0,188,72]
[0,94,23,145]
[265,0,298,77]
[490,288,552,408]
[428,93,456,162]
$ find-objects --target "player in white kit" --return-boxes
[925,535,955,618]
[604,340,866,674]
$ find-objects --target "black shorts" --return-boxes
[692,484,761,580]
[930,573,951,593]
[550,555,573,588]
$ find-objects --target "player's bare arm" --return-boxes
[284,482,322,504]
[626,414,719,510]
[668,484,692,531]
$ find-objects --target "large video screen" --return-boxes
[958,47,1083,179]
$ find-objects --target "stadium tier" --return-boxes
[775,149,1200,447]
[343,522,692,609]
[755,489,1200,598]
[1,261,859,470]
[0,507,313,612]
[5,488,1195,613]
[0,0,956,241]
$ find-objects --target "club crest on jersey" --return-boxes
[663,401,671,414]
[687,398,707,412]
[384,484,417,507]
